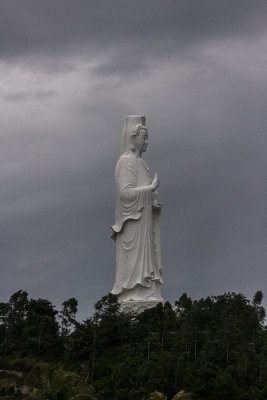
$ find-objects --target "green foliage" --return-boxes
[171,391,192,400]
[31,368,97,400]
[0,290,267,400]
[59,298,78,337]
[148,391,167,400]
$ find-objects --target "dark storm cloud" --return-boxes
[0,0,266,61]
[4,89,57,102]
[0,135,116,315]
[0,1,266,318]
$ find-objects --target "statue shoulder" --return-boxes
[117,152,137,166]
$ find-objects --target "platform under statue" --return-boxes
[111,115,164,313]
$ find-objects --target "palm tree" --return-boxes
[33,368,97,400]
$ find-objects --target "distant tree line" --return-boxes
[0,290,266,400]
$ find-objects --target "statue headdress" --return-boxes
[121,115,146,154]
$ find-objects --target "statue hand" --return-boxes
[152,199,162,209]
[151,173,160,192]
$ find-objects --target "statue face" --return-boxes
[135,129,148,154]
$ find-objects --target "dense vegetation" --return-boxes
[0,290,266,400]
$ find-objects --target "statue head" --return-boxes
[121,115,147,154]
[132,124,148,155]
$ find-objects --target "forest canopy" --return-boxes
[0,290,266,400]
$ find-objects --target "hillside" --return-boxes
[0,290,266,400]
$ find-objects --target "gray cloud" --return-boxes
[4,89,57,102]
[0,1,266,61]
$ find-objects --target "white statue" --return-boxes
[111,116,163,313]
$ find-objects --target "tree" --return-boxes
[33,368,97,400]
[253,291,263,306]
[4,290,29,353]
[0,290,266,400]
[59,298,78,337]
[25,298,60,357]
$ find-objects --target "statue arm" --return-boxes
[112,157,150,235]
[116,158,153,202]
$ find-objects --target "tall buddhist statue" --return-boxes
[111,116,163,313]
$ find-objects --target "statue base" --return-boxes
[119,299,163,314]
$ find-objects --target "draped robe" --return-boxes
[111,152,163,302]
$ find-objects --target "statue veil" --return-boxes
[121,115,146,154]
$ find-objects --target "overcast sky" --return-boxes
[0,0,266,319]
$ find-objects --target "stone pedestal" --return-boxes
[119,299,163,314]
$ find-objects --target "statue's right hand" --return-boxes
[151,173,160,191]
